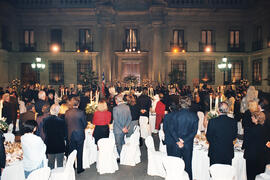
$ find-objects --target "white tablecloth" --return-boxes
[192,146,247,180]
[2,161,25,180]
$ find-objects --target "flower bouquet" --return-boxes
[0,118,8,133]
[85,102,98,114]
[207,110,218,120]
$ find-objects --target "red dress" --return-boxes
[155,101,165,130]
[92,111,111,144]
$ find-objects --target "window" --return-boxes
[125,29,139,50]
[24,30,34,45]
[171,60,186,84]
[173,30,184,45]
[230,61,243,82]
[199,60,215,84]
[252,59,262,85]
[229,30,240,47]
[50,29,62,44]
[49,61,64,85]
[77,60,92,84]
[201,30,213,44]
[79,29,91,45]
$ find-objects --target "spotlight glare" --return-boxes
[51,44,60,52]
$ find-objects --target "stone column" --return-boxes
[100,25,113,82]
[152,23,163,82]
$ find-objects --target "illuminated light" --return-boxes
[137,50,141,54]
[172,47,179,53]
[205,46,212,52]
[37,63,42,68]
[51,44,60,52]
[84,50,88,53]
[125,49,128,52]
[222,57,228,63]
[228,63,232,69]
[129,49,132,52]
[132,48,136,51]
[182,49,186,53]
[76,49,80,53]
[31,63,36,69]
[268,41,270,47]
[36,57,41,62]
[41,64,46,69]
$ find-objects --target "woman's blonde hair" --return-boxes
[248,100,259,113]
[97,100,108,112]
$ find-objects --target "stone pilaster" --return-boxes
[152,23,163,82]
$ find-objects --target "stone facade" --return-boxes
[0,0,270,91]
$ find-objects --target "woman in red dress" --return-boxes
[92,99,111,144]
[155,93,166,131]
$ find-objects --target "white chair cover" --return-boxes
[8,124,13,133]
[83,129,97,169]
[209,164,236,180]
[109,130,119,159]
[139,116,151,139]
[145,136,166,178]
[19,100,27,114]
[120,126,141,166]
[96,138,119,174]
[50,150,77,180]
[197,111,205,134]
[4,132,15,143]
[27,167,51,180]
[162,156,189,180]
[158,125,167,154]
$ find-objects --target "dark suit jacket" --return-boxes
[163,108,198,149]
[35,99,46,117]
[206,115,237,162]
[36,113,50,141]
[136,94,152,117]
[19,111,36,134]
[65,108,87,140]
[43,115,67,154]
[0,132,6,176]
[79,96,90,112]
[2,102,13,124]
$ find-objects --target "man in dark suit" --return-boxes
[35,91,47,117]
[0,131,6,178]
[19,103,36,135]
[163,96,198,180]
[9,92,19,133]
[78,91,90,112]
[137,87,152,117]
[206,102,238,165]
[65,96,87,174]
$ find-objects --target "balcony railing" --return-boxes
[123,41,140,52]
[76,42,94,52]
[170,42,188,52]
[252,40,263,51]
[19,43,37,52]
[167,0,249,8]
[1,41,12,51]
[48,42,65,52]
[227,43,245,52]
[199,42,216,52]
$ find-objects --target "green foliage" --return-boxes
[80,67,98,91]
[168,69,185,88]
[123,75,138,87]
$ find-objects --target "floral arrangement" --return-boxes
[0,119,8,133]
[207,110,218,120]
[85,102,98,114]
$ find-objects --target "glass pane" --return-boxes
[235,31,239,45]
[173,30,178,44]
[201,31,206,44]
[207,30,212,44]
[30,30,34,44]
[230,31,234,45]
[24,30,29,44]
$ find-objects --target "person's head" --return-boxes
[158,93,164,100]
[26,103,35,112]
[115,94,124,105]
[42,103,50,114]
[61,95,68,104]
[142,87,148,95]
[123,94,129,102]
[23,120,38,134]
[48,93,54,100]
[218,102,229,114]
[97,100,108,112]
[84,91,90,97]
[2,93,10,102]
[179,96,191,109]
[50,104,60,116]
[71,96,80,107]
[128,95,136,106]
[38,91,46,100]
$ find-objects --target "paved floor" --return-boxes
[76,134,164,180]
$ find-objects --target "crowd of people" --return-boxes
[0,82,269,180]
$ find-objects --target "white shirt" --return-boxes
[21,133,46,171]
